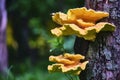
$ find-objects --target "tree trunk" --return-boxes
[74,0,120,80]
[0,0,8,75]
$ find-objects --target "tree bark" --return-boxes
[0,0,8,75]
[74,0,120,80]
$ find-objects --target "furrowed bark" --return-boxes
[74,0,120,80]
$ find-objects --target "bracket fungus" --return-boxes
[48,53,89,75]
[51,7,115,41]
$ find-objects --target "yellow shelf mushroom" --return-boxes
[51,7,115,41]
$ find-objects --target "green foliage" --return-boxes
[49,37,65,55]
[1,69,67,80]
[15,72,66,80]
[0,60,67,80]
[48,36,75,55]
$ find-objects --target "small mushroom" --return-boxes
[48,53,89,75]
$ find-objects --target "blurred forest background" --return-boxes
[1,0,84,80]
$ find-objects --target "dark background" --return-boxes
[1,0,84,80]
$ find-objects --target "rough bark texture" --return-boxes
[0,0,8,75]
[74,0,120,80]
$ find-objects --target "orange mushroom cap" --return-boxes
[48,53,89,75]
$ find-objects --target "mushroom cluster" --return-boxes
[48,53,89,75]
[51,7,115,41]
